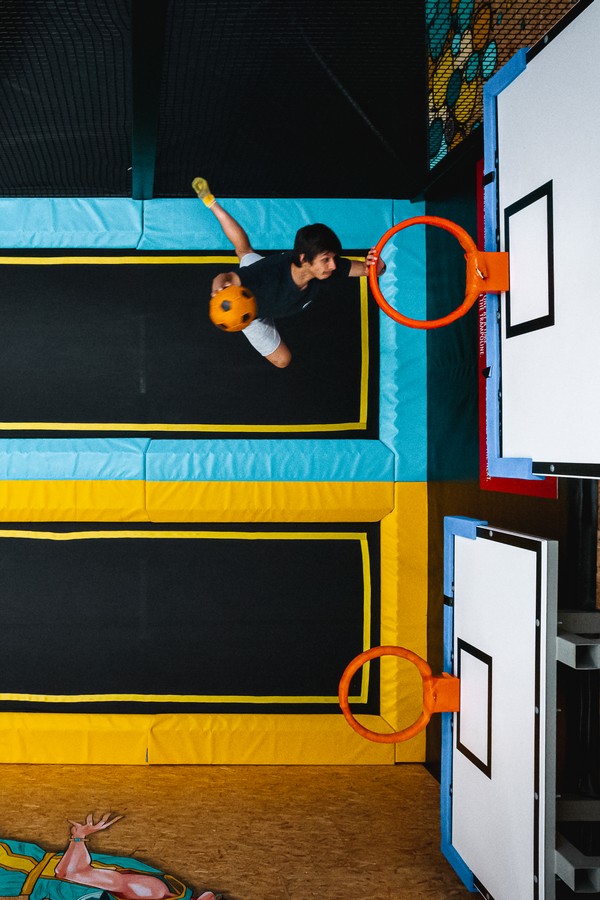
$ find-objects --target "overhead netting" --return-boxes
[156,0,426,198]
[0,0,131,196]
[0,0,427,200]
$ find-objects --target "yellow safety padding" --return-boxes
[0,713,153,764]
[0,480,148,521]
[0,482,427,765]
[146,481,394,522]
[380,482,428,762]
[0,481,394,523]
[148,714,395,764]
[0,713,395,765]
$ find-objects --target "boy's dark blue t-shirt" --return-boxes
[238,251,352,319]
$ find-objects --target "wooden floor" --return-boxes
[0,763,469,900]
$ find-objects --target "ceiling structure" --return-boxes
[0,0,427,200]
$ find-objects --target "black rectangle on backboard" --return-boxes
[504,181,554,338]
[456,638,493,778]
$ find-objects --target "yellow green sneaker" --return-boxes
[192,177,216,207]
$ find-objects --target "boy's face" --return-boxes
[303,251,337,280]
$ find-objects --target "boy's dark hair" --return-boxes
[291,223,343,266]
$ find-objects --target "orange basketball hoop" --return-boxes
[368,215,509,330]
[338,645,460,743]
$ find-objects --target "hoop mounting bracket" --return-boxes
[369,216,510,330]
[338,645,460,744]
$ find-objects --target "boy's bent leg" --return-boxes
[265,341,291,368]
[243,318,291,368]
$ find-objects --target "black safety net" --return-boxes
[0,0,427,200]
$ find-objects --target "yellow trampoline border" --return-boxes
[0,528,372,706]
[0,255,369,433]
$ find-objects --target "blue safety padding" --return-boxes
[0,199,143,248]
[0,439,150,480]
[483,48,527,181]
[440,709,477,892]
[392,199,424,226]
[484,291,540,480]
[379,200,427,481]
[484,294,541,482]
[483,177,497,254]
[443,516,487,597]
[443,600,454,674]
[482,48,545,483]
[488,454,538,480]
[440,575,477,891]
[483,50,527,249]
[138,198,395,251]
[146,439,395,482]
